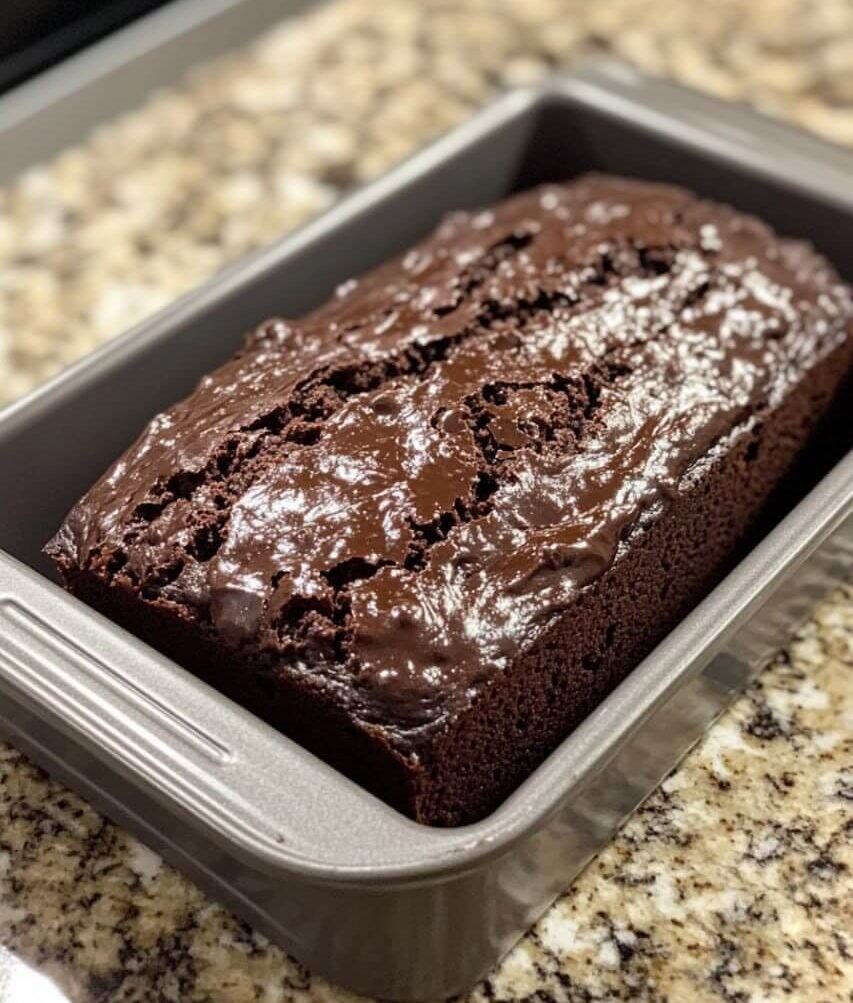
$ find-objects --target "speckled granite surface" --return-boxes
[0,1,852,1001]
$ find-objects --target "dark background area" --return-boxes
[0,0,172,93]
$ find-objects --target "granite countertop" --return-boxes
[0,1,852,1000]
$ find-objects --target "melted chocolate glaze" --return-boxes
[48,175,853,756]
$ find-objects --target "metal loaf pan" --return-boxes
[0,62,852,1001]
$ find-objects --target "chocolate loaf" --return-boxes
[47,175,853,825]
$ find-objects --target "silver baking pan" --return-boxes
[0,56,852,1000]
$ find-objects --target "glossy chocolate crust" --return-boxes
[47,175,853,825]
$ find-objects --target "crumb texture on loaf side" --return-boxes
[47,174,853,824]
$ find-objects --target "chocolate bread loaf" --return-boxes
[47,175,853,825]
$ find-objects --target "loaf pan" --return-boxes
[0,64,851,1001]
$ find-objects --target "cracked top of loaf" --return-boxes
[47,174,852,752]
